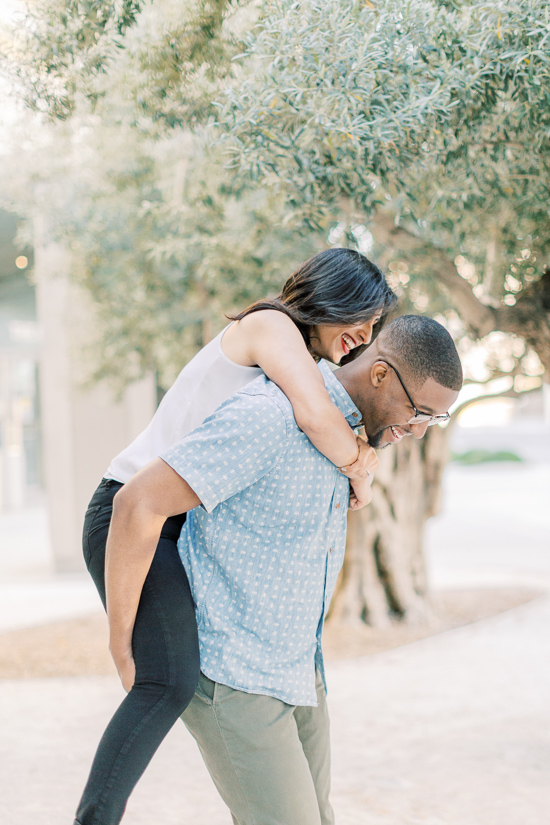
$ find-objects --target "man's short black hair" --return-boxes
[378,315,463,391]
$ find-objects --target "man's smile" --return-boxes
[386,425,411,443]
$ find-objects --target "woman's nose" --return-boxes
[359,322,374,345]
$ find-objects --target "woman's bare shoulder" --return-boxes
[223,309,301,365]
[237,308,297,333]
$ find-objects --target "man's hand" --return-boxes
[109,639,136,693]
[348,475,374,510]
[339,436,379,480]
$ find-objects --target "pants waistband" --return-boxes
[100,477,124,490]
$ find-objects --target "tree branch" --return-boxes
[450,383,542,421]
[462,361,536,387]
[370,210,497,338]
[368,211,550,375]
[494,269,550,375]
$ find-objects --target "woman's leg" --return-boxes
[74,479,200,825]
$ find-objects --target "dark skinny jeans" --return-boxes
[74,478,200,825]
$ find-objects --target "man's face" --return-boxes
[362,372,459,449]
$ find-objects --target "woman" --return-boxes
[76,247,397,825]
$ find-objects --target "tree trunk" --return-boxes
[329,424,452,627]
[328,211,549,630]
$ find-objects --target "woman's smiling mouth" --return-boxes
[341,333,356,355]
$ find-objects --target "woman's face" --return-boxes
[309,315,382,364]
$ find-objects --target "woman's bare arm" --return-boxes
[223,311,378,479]
[105,458,200,690]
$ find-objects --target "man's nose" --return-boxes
[410,421,430,439]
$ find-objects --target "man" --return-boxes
[108,315,462,825]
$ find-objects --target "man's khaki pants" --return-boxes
[181,670,335,825]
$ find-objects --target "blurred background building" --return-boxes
[0,209,39,512]
[0,209,156,572]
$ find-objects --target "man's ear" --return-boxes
[371,361,389,388]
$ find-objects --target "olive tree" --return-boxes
[213,0,549,624]
[4,0,547,624]
[3,0,321,393]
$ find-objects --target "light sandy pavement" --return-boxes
[328,594,550,825]
[0,591,548,825]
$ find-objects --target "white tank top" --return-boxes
[105,325,263,483]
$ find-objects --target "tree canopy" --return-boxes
[3,0,549,392]
[216,0,550,374]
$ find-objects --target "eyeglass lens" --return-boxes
[408,413,449,426]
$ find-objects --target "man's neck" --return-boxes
[333,361,362,407]
[332,356,377,423]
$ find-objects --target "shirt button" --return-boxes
[352,412,359,417]
[335,503,340,509]
[329,547,333,553]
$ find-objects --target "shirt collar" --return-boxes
[318,360,362,428]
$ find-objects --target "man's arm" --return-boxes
[109,389,286,690]
[105,457,201,691]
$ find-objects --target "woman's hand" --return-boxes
[109,640,136,693]
[348,476,374,510]
[339,436,379,480]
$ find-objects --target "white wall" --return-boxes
[34,225,156,572]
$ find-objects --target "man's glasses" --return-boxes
[384,362,450,427]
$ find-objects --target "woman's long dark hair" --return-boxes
[229,248,397,351]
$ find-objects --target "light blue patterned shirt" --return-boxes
[162,361,361,706]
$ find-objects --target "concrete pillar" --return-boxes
[0,354,25,510]
[34,223,156,572]
[543,383,550,427]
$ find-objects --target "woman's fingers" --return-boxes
[340,437,379,479]
[110,643,136,693]
[118,657,136,693]
[348,477,373,509]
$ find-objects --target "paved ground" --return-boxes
[0,506,101,633]
[0,420,549,824]
[0,598,550,825]
[425,462,550,591]
[1,591,548,825]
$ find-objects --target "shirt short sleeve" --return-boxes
[162,390,288,513]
